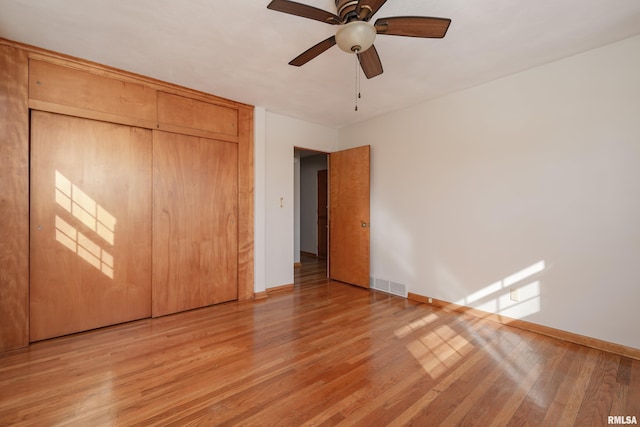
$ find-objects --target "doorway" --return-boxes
[293,145,371,288]
[294,148,329,280]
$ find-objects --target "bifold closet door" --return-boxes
[152,131,238,317]
[30,111,152,341]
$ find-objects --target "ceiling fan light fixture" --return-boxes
[335,21,376,53]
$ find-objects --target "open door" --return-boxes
[328,145,370,288]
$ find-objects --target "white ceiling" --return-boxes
[1,0,640,128]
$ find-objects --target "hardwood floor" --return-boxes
[1,256,638,426]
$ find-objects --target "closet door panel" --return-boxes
[152,131,238,317]
[30,111,152,341]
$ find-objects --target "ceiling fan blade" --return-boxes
[356,0,389,21]
[289,36,337,66]
[357,45,383,79]
[267,0,341,25]
[375,16,451,38]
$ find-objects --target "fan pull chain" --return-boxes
[354,52,361,111]
[354,53,358,111]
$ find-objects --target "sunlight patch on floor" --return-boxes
[407,324,473,379]
[394,313,439,338]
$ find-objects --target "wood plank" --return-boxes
[237,106,255,301]
[28,98,158,131]
[295,254,328,285]
[30,112,153,341]
[382,322,524,426]
[157,91,238,137]
[490,337,564,426]
[29,59,157,122]
[0,261,639,425]
[553,347,601,426]
[154,122,239,143]
[152,131,238,316]
[0,44,29,352]
[628,359,640,418]
[540,345,593,425]
[574,351,620,425]
[461,340,556,426]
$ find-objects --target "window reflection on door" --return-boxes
[54,170,116,279]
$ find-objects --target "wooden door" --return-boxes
[152,131,238,317]
[317,169,328,258]
[30,111,152,341]
[328,146,370,288]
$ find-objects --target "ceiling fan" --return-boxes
[267,0,451,79]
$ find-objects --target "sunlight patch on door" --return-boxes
[55,216,114,279]
[55,171,116,245]
[54,171,115,279]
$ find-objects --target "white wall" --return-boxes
[300,154,328,255]
[263,112,337,288]
[337,35,640,349]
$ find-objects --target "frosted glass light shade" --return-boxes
[335,21,376,53]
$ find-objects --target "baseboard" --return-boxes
[253,284,296,300]
[408,292,640,361]
[267,283,295,295]
[294,262,302,268]
[253,291,268,300]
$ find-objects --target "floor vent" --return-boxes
[371,277,407,298]
[373,278,390,292]
[389,281,408,298]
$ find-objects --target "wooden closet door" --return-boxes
[152,131,238,317]
[30,111,152,341]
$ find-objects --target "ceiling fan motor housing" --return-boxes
[335,0,359,22]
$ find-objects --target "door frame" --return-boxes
[317,169,328,258]
[293,145,370,287]
[294,147,329,271]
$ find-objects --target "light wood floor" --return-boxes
[1,255,638,426]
